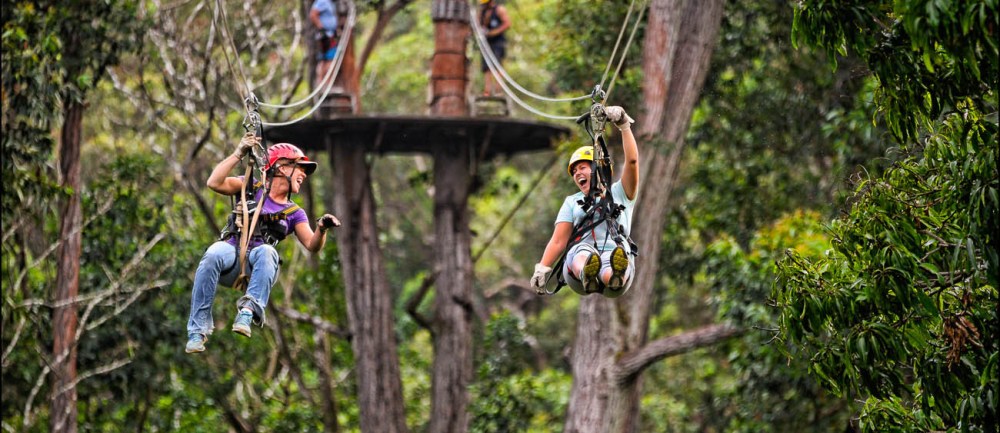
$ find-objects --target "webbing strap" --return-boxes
[233,166,267,293]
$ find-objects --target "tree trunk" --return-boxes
[427,3,474,433]
[325,32,408,433]
[329,140,409,433]
[427,144,475,433]
[563,1,724,432]
[51,100,84,433]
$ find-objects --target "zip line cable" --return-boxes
[260,0,357,126]
[215,0,643,127]
[596,0,638,92]
[601,0,646,104]
[469,3,591,103]
[211,0,356,125]
[257,7,355,110]
[469,0,647,119]
[212,0,252,103]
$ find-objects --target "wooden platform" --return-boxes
[264,115,570,158]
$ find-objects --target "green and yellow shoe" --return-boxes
[608,246,629,289]
[582,252,601,293]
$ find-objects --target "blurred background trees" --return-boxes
[2,0,995,432]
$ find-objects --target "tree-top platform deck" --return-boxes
[264,115,571,158]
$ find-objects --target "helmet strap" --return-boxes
[268,162,296,202]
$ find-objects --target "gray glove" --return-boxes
[234,133,259,158]
[604,106,635,130]
[317,214,341,231]
[529,263,552,294]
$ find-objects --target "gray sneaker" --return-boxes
[232,310,253,337]
[185,333,207,353]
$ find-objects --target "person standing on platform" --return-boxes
[479,0,511,97]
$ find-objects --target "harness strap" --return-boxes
[233,166,267,293]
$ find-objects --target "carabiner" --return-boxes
[242,93,261,133]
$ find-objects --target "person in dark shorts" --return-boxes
[479,0,511,96]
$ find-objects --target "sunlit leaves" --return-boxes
[775,108,998,431]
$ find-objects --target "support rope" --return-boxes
[469,0,648,118]
[260,0,357,126]
[472,153,560,263]
[257,2,356,110]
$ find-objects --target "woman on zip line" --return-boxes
[530,105,639,298]
[185,134,340,353]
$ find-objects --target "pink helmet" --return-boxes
[266,143,317,175]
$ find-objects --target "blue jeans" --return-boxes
[186,241,279,336]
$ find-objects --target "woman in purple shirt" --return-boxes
[185,135,340,353]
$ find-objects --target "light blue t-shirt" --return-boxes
[555,180,636,252]
[312,0,338,35]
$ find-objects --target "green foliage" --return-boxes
[703,211,856,433]
[793,0,999,142]
[775,108,999,431]
[470,313,538,433]
[470,312,568,433]
[541,0,642,108]
[652,1,884,429]
[360,2,433,114]
[780,2,999,431]
[2,2,67,222]
[689,0,887,247]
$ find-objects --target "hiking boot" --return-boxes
[232,310,253,338]
[581,252,601,293]
[185,333,207,353]
[608,246,629,289]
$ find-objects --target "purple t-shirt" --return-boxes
[226,188,308,249]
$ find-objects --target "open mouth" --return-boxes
[576,175,588,188]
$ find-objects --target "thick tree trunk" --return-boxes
[564,1,724,432]
[428,145,474,433]
[51,100,84,433]
[329,141,409,433]
[326,33,408,433]
[427,3,474,433]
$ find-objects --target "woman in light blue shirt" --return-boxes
[530,106,639,297]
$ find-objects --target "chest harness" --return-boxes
[219,186,301,247]
[544,92,639,295]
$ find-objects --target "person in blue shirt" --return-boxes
[310,0,339,88]
[530,106,639,298]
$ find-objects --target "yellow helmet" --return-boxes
[567,146,594,176]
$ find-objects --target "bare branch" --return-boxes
[272,305,351,339]
[358,0,415,75]
[54,357,134,397]
[612,324,743,384]
[10,199,114,306]
[1,313,27,368]
[22,364,50,430]
[405,269,437,332]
